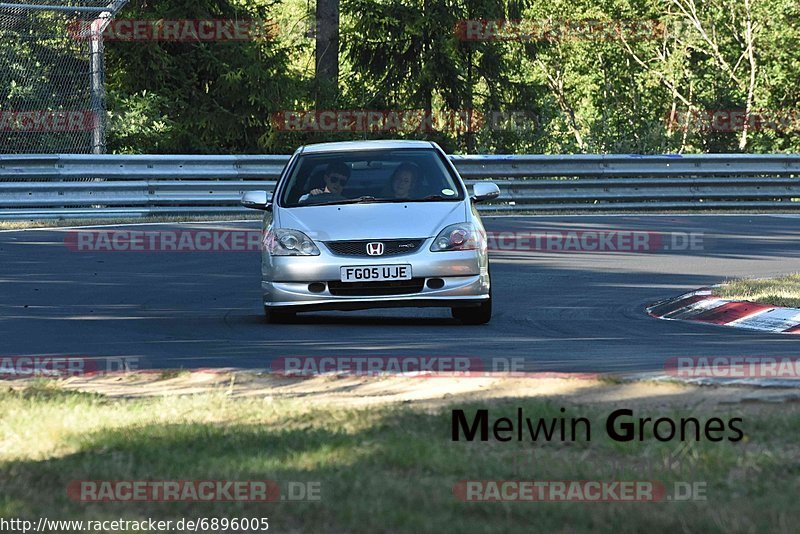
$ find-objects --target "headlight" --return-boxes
[430,223,484,252]
[264,228,320,256]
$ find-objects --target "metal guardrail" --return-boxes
[1,153,799,219]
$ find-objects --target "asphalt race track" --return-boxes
[1,215,798,374]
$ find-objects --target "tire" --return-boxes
[264,306,295,324]
[452,297,492,325]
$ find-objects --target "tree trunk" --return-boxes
[315,0,339,109]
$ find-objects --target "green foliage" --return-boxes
[0,10,96,153]
[43,0,800,154]
[105,0,304,153]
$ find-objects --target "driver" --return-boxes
[299,162,351,204]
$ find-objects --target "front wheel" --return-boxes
[452,297,492,325]
[264,306,295,324]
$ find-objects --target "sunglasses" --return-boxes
[326,174,348,185]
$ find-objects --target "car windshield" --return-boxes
[279,149,464,207]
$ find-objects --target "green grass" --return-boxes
[716,273,800,308]
[1,384,799,533]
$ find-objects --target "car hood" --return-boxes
[277,201,466,241]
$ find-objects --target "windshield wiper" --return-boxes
[305,194,455,207]
[394,194,455,202]
[307,196,394,206]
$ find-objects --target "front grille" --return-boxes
[324,239,424,257]
[328,278,425,296]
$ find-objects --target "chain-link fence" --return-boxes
[0,1,126,154]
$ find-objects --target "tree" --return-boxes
[105,0,302,153]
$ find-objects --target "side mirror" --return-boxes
[471,182,500,203]
[241,190,272,211]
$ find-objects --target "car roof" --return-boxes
[299,140,436,154]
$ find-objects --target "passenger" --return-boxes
[383,162,421,199]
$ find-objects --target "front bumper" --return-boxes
[263,274,489,311]
[262,242,490,310]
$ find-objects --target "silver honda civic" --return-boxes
[241,140,500,324]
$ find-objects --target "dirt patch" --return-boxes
[5,370,798,410]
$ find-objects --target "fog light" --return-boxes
[308,282,326,293]
[426,278,445,289]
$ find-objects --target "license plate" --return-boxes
[340,264,412,282]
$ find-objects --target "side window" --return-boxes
[283,162,323,204]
